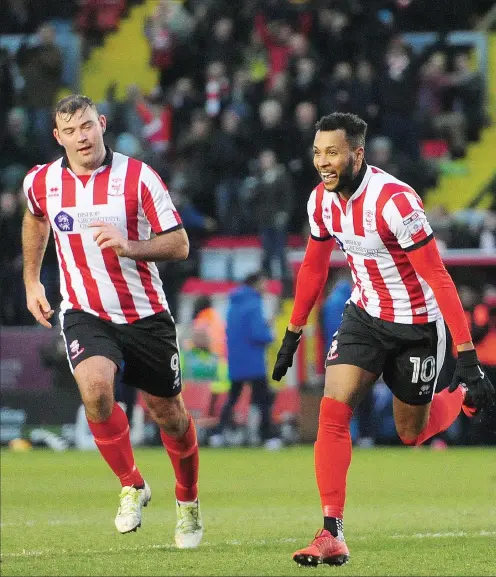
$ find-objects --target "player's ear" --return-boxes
[355,146,365,168]
[99,114,107,134]
[53,128,62,146]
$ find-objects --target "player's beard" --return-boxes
[333,155,355,193]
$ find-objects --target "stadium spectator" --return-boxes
[251,149,294,281]
[144,0,182,92]
[367,135,438,200]
[0,48,14,143]
[0,189,26,325]
[21,94,203,548]
[349,60,381,139]
[288,101,318,231]
[175,109,215,217]
[209,108,252,234]
[272,112,495,566]
[181,323,230,421]
[0,107,43,170]
[417,51,468,159]
[212,271,280,449]
[191,295,227,360]
[454,285,496,445]
[16,23,62,156]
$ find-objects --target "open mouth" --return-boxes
[320,172,338,184]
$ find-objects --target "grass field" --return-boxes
[1,446,495,576]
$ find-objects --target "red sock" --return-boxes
[400,386,464,446]
[87,402,144,487]
[314,397,354,519]
[160,414,199,502]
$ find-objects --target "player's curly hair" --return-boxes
[52,94,97,127]
[315,112,367,148]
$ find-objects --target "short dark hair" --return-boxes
[315,112,367,148]
[244,271,266,287]
[53,94,97,127]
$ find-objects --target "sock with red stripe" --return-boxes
[399,386,465,446]
[87,402,144,487]
[160,414,199,502]
[315,397,353,535]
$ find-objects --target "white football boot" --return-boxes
[175,499,203,548]
[115,481,152,533]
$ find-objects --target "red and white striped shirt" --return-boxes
[308,164,441,324]
[23,149,182,324]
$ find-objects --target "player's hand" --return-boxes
[89,221,130,257]
[25,281,54,328]
[272,328,302,381]
[448,349,495,410]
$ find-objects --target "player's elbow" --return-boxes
[175,235,189,260]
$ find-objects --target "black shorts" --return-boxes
[325,302,446,405]
[61,309,181,398]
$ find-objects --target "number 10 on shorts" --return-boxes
[409,355,436,384]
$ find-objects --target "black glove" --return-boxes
[272,328,302,381]
[448,349,495,411]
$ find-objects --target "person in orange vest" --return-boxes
[191,295,227,360]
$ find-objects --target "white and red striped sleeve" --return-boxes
[139,164,182,234]
[22,165,45,217]
[307,185,332,241]
[382,191,433,251]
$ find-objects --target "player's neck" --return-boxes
[67,148,107,176]
[337,161,367,201]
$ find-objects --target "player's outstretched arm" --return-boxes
[22,210,54,328]
[272,236,335,381]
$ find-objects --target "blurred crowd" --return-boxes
[1,0,496,326]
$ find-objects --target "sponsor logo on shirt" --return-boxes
[344,239,380,257]
[403,211,426,236]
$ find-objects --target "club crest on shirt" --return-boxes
[109,177,124,196]
[54,211,74,232]
[364,209,376,232]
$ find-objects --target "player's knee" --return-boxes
[83,390,114,421]
[323,382,358,407]
[146,395,189,436]
[395,423,423,446]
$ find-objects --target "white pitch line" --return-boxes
[2,532,496,559]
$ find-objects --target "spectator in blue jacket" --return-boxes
[213,271,279,447]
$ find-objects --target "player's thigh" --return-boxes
[324,303,385,407]
[324,364,378,407]
[120,311,182,398]
[383,317,446,406]
[392,395,431,439]
[61,310,123,406]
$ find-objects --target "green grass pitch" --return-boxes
[1,446,495,576]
